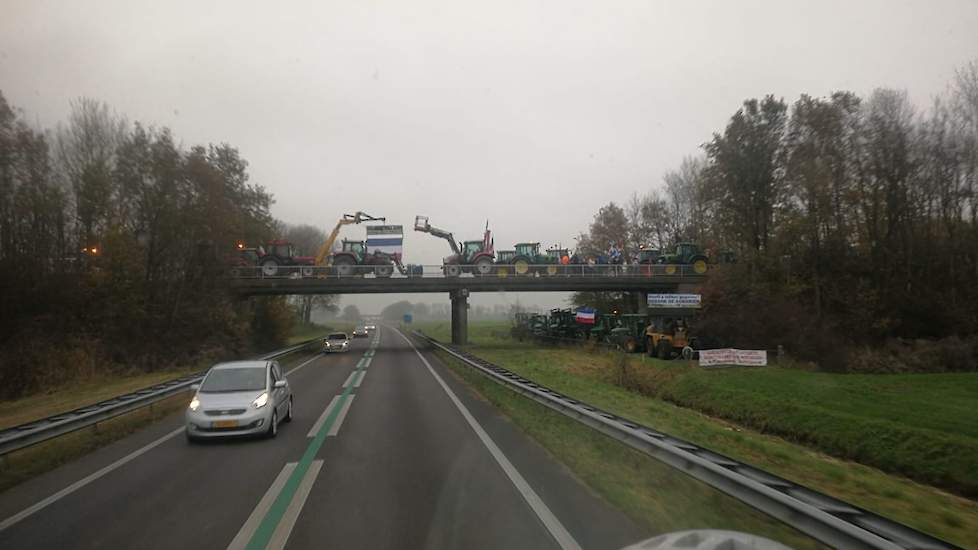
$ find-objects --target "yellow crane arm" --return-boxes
[313,211,386,266]
[314,219,354,265]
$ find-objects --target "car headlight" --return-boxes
[189,396,200,411]
[253,392,269,408]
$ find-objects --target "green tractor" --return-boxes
[608,314,652,353]
[548,308,586,339]
[658,242,710,274]
[584,312,619,343]
[508,242,559,276]
[527,313,550,337]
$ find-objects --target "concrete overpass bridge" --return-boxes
[229,264,707,344]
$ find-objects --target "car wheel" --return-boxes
[285,397,294,423]
[268,411,278,438]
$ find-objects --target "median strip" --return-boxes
[239,333,380,550]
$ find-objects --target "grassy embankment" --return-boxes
[416,321,978,549]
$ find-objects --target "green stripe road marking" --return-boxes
[244,341,379,550]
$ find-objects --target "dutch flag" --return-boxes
[575,308,596,325]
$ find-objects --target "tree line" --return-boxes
[0,92,297,397]
[575,62,978,370]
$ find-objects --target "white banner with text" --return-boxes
[698,348,768,367]
[647,293,702,308]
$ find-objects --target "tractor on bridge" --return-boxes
[414,216,495,277]
[258,239,316,277]
[657,242,710,274]
[502,242,561,276]
[312,212,402,277]
[330,238,402,278]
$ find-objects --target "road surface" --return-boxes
[0,326,647,550]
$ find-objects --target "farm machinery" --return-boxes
[314,212,405,277]
[414,216,495,276]
[510,308,700,359]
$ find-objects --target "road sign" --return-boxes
[403,314,413,324]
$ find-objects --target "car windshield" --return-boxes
[328,333,347,340]
[200,367,266,393]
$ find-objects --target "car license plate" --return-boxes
[212,419,239,428]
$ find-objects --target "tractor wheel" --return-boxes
[646,338,655,357]
[260,258,280,277]
[692,257,708,274]
[375,264,393,278]
[333,256,356,277]
[623,337,637,353]
[496,265,509,277]
[681,346,695,360]
[444,264,461,277]
[545,264,558,276]
[665,264,677,275]
[657,339,672,360]
[474,257,493,276]
[513,258,530,275]
[301,266,314,277]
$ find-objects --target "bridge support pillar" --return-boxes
[450,289,469,345]
[635,292,649,314]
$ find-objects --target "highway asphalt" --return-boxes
[0,326,647,550]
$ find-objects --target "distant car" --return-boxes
[365,324,377,332]
[323,332,350,352]
[185,360,292,442]
[352,326,368,338]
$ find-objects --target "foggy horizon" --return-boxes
[4,0,977,313]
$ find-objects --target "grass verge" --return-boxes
[417,321,978,548]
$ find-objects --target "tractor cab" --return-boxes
[637,247,661,264]
[462,240,485,262]
[515,242,542,257]
[266,240,297,260]
[546,247,570,262]
[676,242,703,261]
[341,239,367,261]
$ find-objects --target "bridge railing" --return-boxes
[229,263,709,280]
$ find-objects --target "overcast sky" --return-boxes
[3,0,977,313]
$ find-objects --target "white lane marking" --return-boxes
[394,329,583,550]
[226,463,297,550]
[307,395,341,438]
[0,425,185,533]
[341,371,357,389]
[266,459,323,550]
[285,354,321,376]
[327,395,355,436]
[353,369,366,388]
[0,349,327,534]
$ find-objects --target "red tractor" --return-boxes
[258,239,316,277]
[414,216,495,276]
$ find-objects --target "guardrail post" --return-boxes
[450,288,469,345]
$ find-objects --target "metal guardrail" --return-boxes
[230,263,708,280]
[0,339,319,457]
[414,333,959,550]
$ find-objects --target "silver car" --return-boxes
[185,360,293,442]
[323,332,350,353]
